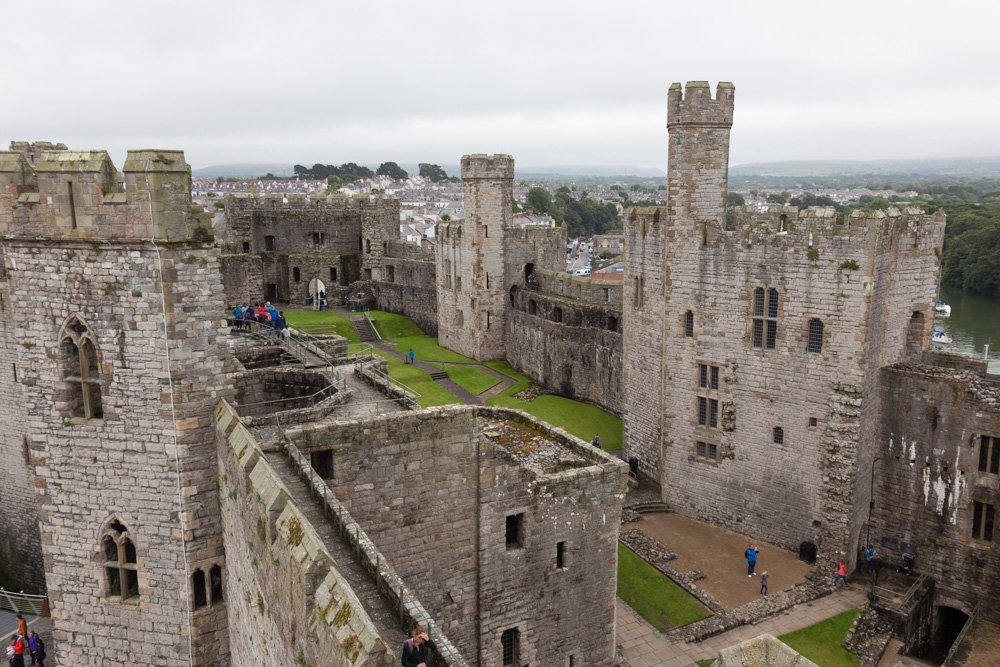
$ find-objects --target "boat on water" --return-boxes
[932,330,953,345]
[935,299,951,317]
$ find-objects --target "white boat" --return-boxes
[935,300,951,317]
[932,330,953,345]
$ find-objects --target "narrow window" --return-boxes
[364,268,372,280]
[685,310,694,338]
[711,366,719,390]
[809,417,818,428]
[484,225,488,237]
[973,502,995,541]
[457,310,464,326]
[528,301,536,316]
[486,273,490,289]
[709,399,718,428]
[242,241,250,254]
[359,236,363,252]
[209,565,223,604]
[501,628,519,666]
[330,267,337,282]
[699,364,708,388]
[505,514,524,549]
[607,315,618,331]
[978,436,999,475]
[773,427,784,445]
[752,288,764,347]
[634,277,644,308]
[708,443,718,461]
[264,235,275,251]
[807,319,824,353]
[552,307,563,323]
[455,276,461,291]
[365,239,371,254]
[698,397,707,426]
[193,569,208,609]
[696,441,706,458]
[293,267,301,282]
[556,541,565,569]
[313,232,323,245]
[68,181,77,229]
[387,265,395,283]
[486,311,491,330]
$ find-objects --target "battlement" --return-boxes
[9,141,68,166]
[461,153,514,180]
[667,81,735,128]
[224,192,398,212]
[0,145,214,242]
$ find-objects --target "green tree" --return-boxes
[525,187,553,215]
[213,201,225,209]
[376,161,408,180]
[418,163,448,182]
[727,192,745,207]
[765,192,788,205]
[440,213,451,221]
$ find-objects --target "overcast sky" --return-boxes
[5,0,998,171]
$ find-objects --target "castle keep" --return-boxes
[1,79,999,665]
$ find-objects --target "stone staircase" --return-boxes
[351,318,376,342]
[628,501,672,515]
[429,370,449,382]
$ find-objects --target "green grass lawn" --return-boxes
[368,311,479,363]
[284,310,359,342]
[617,543,712,631]
[778,608,861,667]
[696,661,716,667]
[374,351,459,408]
[432,364,499,396]
[487,361,623,451]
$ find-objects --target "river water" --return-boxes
[933,286,1000,374]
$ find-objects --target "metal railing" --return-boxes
[872,572,927,611]
[942,601,980,667]
[0,589,47,616]
[353,357,420,409]
[363,310,382,341]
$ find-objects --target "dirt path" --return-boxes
[631,513,812,609]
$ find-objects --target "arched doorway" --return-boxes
[509,284,519,308]
[308,278,326,307]
[524,263,534,284]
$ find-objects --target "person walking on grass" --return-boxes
[745,543,759,577]
[833,559,850,589]
[408,349,414,365]
[760,571,769,597]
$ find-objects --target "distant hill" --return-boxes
[730,158,1000,181]
[191,164,297,178]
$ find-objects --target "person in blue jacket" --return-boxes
[745,543,759,577]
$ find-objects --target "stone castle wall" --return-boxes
[621,83,948,566]
[215,401,394,667]
[376,255,438,335]
[506,294,623,415]
[436,155,513,361]
[288,406,628,667]
[874,363,1000,622]
[0,148,233,665]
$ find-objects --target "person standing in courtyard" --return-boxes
[745,543,759,577]
[760,571,768,597]
[13,619,24,646]
[408,348,414,365]
[833,559,850,588]
[872,556,883,586]
[865,543,876,572]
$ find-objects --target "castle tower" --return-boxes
[3,148,233,665]
[622,83,946,569]
[436,154,513,360]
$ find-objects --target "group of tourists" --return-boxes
[6,615,44,667]
[231,302,288,339]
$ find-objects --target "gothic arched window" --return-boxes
[59,316,103,420]
[101,519,138,602]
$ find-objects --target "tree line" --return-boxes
[524,186,621,237]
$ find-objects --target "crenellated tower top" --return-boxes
[460,154,514,181]
[667,81,735,128]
